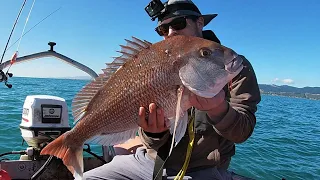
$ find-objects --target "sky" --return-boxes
[0,0,319,88]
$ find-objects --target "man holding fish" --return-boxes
[41,0,261,179]
[83,0,261,179]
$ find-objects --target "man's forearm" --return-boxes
[207,104,256,143]
[207,55,261,143]
[206,100,229,124]
[138,127,170,150]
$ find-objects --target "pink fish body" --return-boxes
[40,35,243,179]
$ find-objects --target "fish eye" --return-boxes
[199,48,212,57]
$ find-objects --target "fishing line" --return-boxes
[0,0,27,64]
[7,7,62,51]
[16,0,36,52]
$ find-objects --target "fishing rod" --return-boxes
[0,0,27,88]
[0,0,27,65]
[4,0,37,89]
[0,2,61,88]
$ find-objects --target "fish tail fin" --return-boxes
[40,133,84,180]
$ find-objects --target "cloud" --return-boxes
[272,78,294,85]
[282,79,294,84]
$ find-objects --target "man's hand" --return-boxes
[137,103,168,133]
[189,89,229,120]
[137,90,228,132]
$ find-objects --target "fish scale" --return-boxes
[40,35,244,179]
[70,49,180,136]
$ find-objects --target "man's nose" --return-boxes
[167,27,178,37]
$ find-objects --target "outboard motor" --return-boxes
[19,95,71,150]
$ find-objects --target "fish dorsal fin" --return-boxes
[72,75,104,122]
[72,37,152,123]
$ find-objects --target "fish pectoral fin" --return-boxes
[168,86,192,156]
[168,111,188,147]
[40,133,84,180]
[64,149,84,180]
[86,128,138,146]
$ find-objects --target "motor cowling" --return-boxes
[19,95,71,149]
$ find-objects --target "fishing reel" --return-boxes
[0,69,13,88]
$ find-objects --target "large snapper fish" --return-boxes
[40,35,243,179]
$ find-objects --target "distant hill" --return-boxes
[259,84,320,100]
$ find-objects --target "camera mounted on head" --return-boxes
[145,0,205,23]
[145,0,167,21]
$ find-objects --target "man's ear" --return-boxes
[197,16,204,29]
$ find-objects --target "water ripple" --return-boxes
[230,95,320,179]
[0,78,319,179]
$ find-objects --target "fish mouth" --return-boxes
[225,55,243,73]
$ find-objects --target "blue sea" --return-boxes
[0,77,319,180]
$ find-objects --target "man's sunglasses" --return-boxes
[155,16,197,36]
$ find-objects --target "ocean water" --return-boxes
[0,77,319,180]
